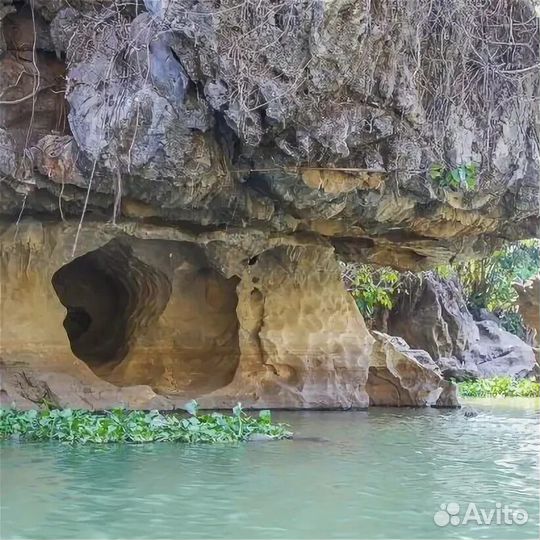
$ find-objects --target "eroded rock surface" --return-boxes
[1,0,538,270]
[386,273,537,380]
[1,221,372,409]
[0,362,173,411]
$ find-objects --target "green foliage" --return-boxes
[430,163,478,191]
[457,241,540,313]
[0,404,292,444]
[350,265,400,318]
[458,377,540,398]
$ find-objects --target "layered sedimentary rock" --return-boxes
[1,0,539,408]
[386,273,537,380]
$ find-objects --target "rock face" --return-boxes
[1,0,539,408]
[366,332,456,407]
[386,273,537,380]
[1,1,538,269]
[1,221,373,409]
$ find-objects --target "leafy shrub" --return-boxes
[457,241,540,313]
[458,377,540,398]
[430,163,478,191]
[0,403,292,443]
[447,240,540,339]
[347,265,400,319]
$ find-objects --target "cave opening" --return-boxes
[51,238,241,397]
[64,306,92,340]
[52,239,172,377]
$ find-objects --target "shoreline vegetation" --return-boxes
[458,377,540,398]
[0,402,292,444]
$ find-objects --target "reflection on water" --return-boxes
[1,400,538,539]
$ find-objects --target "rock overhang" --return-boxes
[0,0,538,272]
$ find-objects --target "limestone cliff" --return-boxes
[0,0,538,408]
[1,0,538,267]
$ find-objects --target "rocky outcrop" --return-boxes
[386,273,537,380]
[366,332,456,407]
[1,220,457,409]
[0,362,173,411]
[1,0,539,409]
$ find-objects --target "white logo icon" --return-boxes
[434,502,529,527]
[434,502,461,526]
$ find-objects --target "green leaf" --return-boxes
[449,169,461,188]
[465,174,477,190]
[258,410,271,422]
[429,163,444,180]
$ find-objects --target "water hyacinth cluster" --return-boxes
[0,402,292,444]
[458,377,540,398]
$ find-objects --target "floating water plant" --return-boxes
[0,402,292,443]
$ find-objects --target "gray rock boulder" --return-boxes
[462,321,537,379]
[386,273,537,380]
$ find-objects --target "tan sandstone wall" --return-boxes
[1,221,374,409]
[200,245,373,409]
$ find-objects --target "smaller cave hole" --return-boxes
[63,306,92,340]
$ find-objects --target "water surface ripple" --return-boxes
[1,400,538,539]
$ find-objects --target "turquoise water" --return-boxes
[1,400,539,539]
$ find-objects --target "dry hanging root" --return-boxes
[71,159,98,258]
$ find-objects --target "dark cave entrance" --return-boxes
[51,238,241,396]
[64,306,92,341]
[51,239,172,375]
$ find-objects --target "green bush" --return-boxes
[0,403,292,444]
[458,377,540,398]
[348,264,400,319]
[457,241,540,313]
[444,240,540,339]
